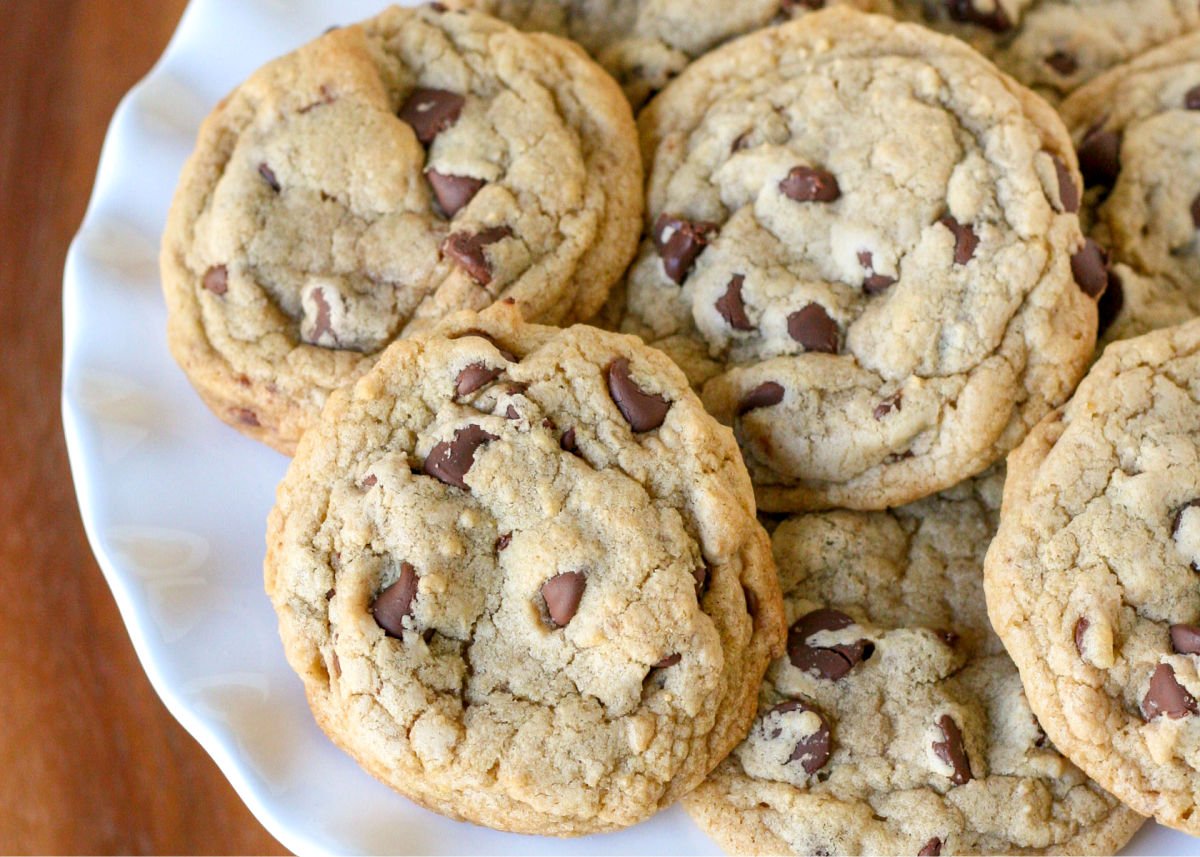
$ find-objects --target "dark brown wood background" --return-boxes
[0,2,287,852]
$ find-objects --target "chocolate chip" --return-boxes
[918,838,943,856]
[932,715,972,785]
[442,226,512,286]
[693,564,710,598]
[423,424,498,490]
[653,214,719,284]
[945,0,1011,30]
[455,362,503,398]
[716,275,753,330]
[361,474,377,488]
[1142,663,1199,720]
[202,265,228,295]
[874,392,902,420]
[495,532,512,552]
[305,286,338,347]
[371,562,419,638]
[427,170,485,217]
[788,609,871,681]
[398,87,464,144]
[258,162,280,193]
[1051,154,1080,213]
[1097,270,1124,338]
[1171,624,1200,655]
[504,405,520,420]
[768,700,832,774]
[787,304,839,353]
[1071,239,1111,298]
[858,250,896,294]
[739,381,785,415]
[939,216,979,265]
[653,653,682,668]
[779,166,841,203]
[1077,126,1121,187]
[230,407,259,427]
[560,427,579,454]
[1045,51,1078,76]
[541,571,585,628]
[1185,85,1200,110]
[1074,617,1090,655]
[607,357,670,432]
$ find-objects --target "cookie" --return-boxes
[985,318,1200,835]
[897,0,1200,103]
[161,5,642,454]
[441,0,897,108]
[1057,31,1200,347]
[620,8,1099,512]
[264,302,785,835]
[684,472,1144,855]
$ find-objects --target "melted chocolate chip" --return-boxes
[607,357,670,432]
[258,162,280,193]
[653,653,682,668]
[739,381,785,415]
[874,392,902,420]
[1045,51,1078,76]
[940,216,979,264]
[423,424,498,490]
[371,562,419,638]
[1074,617,1090,655]
[305,286,339,347]
[1071,239,1111,298]
[1097,270,1124,338]
[932,714,972,785]
[560,427,579,454]
[918,838,943,856]
[1051,154,1080,213]
[787,304,839,353]
[1142,663,1199,720]
[1077,126,1122,187]
[455,362,503,398]
[427,170,485,217]
[788,609,871,681]
[769,700,833,774]
[945,0,1011,30]
[716,274,753,330]
[398,87,465,144]
[653,214,719,284]
[442,226,513,285]
[858,250,896,294]
[779,166,841,203]
[541,571,586,628]
[693,564,710,598]
[202,265,228,295]
[1171,624,1200,655]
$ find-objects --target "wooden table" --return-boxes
[0,2,287,852]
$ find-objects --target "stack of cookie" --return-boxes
[160,2,1200,853]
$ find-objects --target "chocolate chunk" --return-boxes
[1142,663,1199,720]
[1097,270,1124,338]
[932,715,972,785]
[202,265,228,295]
[1074,617,1090,655]
[607,357,670,432]
[769,700,832,774]
[787,303,839,353]
[442,226,512,286]
[495,532,512,552]
[738,381,785,415]
[874,392,902,420]
[1071,239,1111,298]
[716,275,753,330]
[1171,624,1200,655]
[945,0,1011,30]
[258,162,280,193]
[560,427,579,454]
[541,571,586,628]
[1077,126,1121,187]
[1185,85,1200,110]
[1045,51,1078,76]
[398,87,465,144]
[939,216,979,265]
[1051,154,1080,213]
[779,166,841,203]
[427,170,485,217]
[504,405,520,420]
[788,609,871,681]
[918,838,943,856]
[653,214,719,284]
[455,362,503,398]
[371,562,419,638]
[653,653,682,668]
[693,564,710,598]
[423,424,497,490]
[858,250,896,294]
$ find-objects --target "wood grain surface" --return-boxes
[0,2,287,853]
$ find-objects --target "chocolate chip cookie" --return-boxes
[1057,31,1200,347]
[442,0,897,108]
[161,5,641,454]
[621,8,1100,512]
[897,0,1200,103]
[684,472,1144,855]
[985,318,1200,835]
[264,302,785,835]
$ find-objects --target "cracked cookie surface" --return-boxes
[161,5,641,454]
[1058,31,1200,348]
[620,8,1098,512]
[985,318,1200,835]
[264,303,784,835]
[685,471,1143,855]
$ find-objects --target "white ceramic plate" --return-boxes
[60,0,1196,853]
